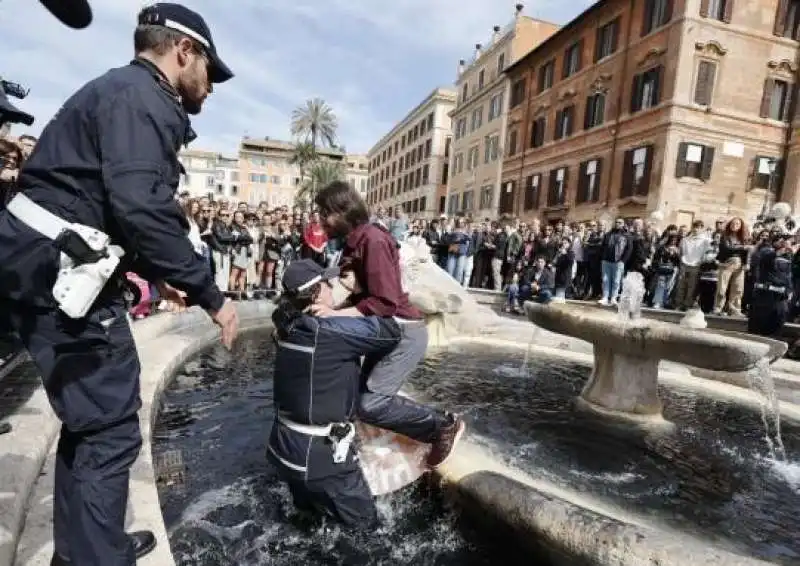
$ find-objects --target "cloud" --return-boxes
[0,0,591,155]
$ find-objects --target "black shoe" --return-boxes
[0,421,10,435]
[50,530,156,565]
[427,413,466,468]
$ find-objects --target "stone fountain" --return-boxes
[524,272,788,426]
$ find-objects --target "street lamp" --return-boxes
[759,158,778,221]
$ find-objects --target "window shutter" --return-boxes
[562,49,570,79]
[585,95,593,129]
[654,65,665,105]
[567,106,575,136]
[594,27,602,63]
[782,82,794,121]
[760,79,775,118]
[694,61,716,105]
[700,145,715,180]
[641,145,655,195]
[664,0,674,23]
[577,162,587,203]
[775,0,788,36]
[723,0,734,23]
[631,74,643,113]
[699,0,710,17]
[549,170,557,205]
[563,168,570,202]
[641,0,653,36]
[554,109,563,140]
[675,142,688,178]
[576,39,584,71]
[594,158,604,202]
[621,150,634,198]
[612,19,621,53]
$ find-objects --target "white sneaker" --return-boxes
[610,299,618,307]
[598,299,609,306]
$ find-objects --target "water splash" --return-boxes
[744,358,787,461]
[617,272,645,322]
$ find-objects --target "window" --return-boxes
[563,41,582,78]
[441,162,450,184]
[462,190,474,211]
[538,60,555,92]
[422,164,429,184]
[497,53,506,75]
[621,145,654,197]
[508,130,518,156]
[467,147,479,170]
[489,93,504,120]
[554,105,575,140]
[577,159,603,203]
[248,173,261,183]
[448,195,460,214]
[183,174,191,185]
[547,167,568,206]
[461,82,469,103]
[420,195,427,212]
[529,117,546,148]
[455,117,468,139]
[675,142,715,180]
[775,0,800,39]
[499,181,516,214]
[231,185,238,196]
[693,61,717,105]
[584,93,606,128]
[630,66,663,113]
[760,79,792,121]
[752,156,780,189]
[700,0,732,22]
[642,0,672,36]
[478,69,485,89]
[524,174,541,210]
[206,176,215,187]
[489,135,500,161]
[231,171,239,182]
[480,185,494,209]
[484,136,492,163]
[427,112,434,130]
[214,169,225,180]
[510,79,526,107]
[454,153,464,174]
[595,18,620,62]
[470,106,483,131]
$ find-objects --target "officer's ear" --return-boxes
[175,36,195,67]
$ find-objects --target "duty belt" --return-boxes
[754,283,787,293]
[277,413,355,464]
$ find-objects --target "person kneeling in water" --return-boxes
[267,259,401,527]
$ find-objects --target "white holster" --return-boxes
[7,193,125,319]
[277,413,355,464]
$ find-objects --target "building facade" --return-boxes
[237,137,344,208]
[178,149,240,200]
[446,6,560,219]
[366,88,457,219]
[500,0,800,228]
[345,154,369,197]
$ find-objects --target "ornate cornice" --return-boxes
[637,46,667,68]
[768,59,797,74]
[694,40,727,57]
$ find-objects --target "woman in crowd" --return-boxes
[301,211,328,266]
[553,238,575,301]
[228,210,254,294]
[698,231,721,312]
[261,216,282,290]
[445,216,470,283]
[650,234,682,309]
[714,217,750,316]
[246,213,262,292]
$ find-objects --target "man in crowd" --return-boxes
[598,218,631,306]
[0,4,238,565]
[268,259,402,527]
[749,232,793,336]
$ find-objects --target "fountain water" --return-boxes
[745,358,787,461]
[617,272,645,322]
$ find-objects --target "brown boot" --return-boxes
[427,413,466,468]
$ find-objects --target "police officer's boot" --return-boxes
[50,530,157,564]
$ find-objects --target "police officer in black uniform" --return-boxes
[269,260,402,527]
[748,231,794,337]
[0,4,239,566]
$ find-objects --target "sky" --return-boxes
[1,0,593,155]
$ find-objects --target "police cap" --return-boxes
[137,3,234,84]
[0,89,34,126]
[282,260,340,295]
[39,0,92,29]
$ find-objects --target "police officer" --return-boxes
[0,4,239,566]
[748,231,794,337]
[269,260,402,527]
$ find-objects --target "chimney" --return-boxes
[492,25,501,43]
[515,3,524,17]
[457,59,466,76]
[474,43,482,60]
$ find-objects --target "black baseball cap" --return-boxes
[39,0,92,29]
[0,89,34,126]
[137,3,234,83]
[282,260,340,294]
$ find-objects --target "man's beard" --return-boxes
[182,96,202,115]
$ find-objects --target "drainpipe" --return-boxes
[607,0,636,212]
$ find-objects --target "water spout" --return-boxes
[745,358,787,461]
[617,272,645,322]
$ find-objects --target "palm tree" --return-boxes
[290,98,338,152]
[289,141,316,182]
[297,160,346,203]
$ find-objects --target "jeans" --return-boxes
[491,258,504,291]
[462,255,474,287]
[601,260,625,302]
[446,254,466,284]
[506,284,550,306]
[652,272,676,307]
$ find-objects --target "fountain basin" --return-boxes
[524,302,785,423]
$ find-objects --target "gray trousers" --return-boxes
[358,321,445,443]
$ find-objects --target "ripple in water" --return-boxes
[406,343,800,565]
[154,334,528,566]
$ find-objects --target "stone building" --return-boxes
[177,149,240,201]
[500,0,800,228]
[345,154,369,198]
[366,88,457,219]
[445,4,560,220]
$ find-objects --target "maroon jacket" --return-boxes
[339,223,423,320]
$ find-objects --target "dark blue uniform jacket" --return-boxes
[268,306,401,481]
[0,58,224,311]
